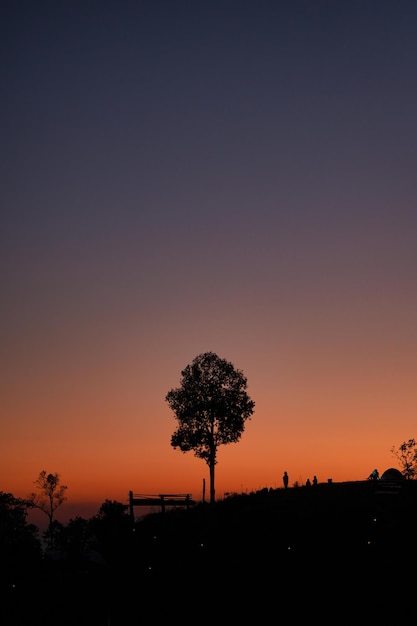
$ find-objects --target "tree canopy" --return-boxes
[391,438,417,479]
[165,352,255,503]
[29,470,68,550]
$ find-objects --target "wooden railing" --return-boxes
[128,491,196,517]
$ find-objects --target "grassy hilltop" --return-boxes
[3,478,417,624]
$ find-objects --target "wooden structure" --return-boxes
[128,491,196,519]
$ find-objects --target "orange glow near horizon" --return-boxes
[3,355,414,526]
[2,289,416,526]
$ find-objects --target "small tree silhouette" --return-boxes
[29,470,68,550]
[391,439,417,479]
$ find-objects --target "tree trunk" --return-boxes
[209,460,215,503]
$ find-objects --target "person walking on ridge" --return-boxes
[283,471,289,489]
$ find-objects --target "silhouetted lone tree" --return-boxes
[166,352,255,504]
[29,470,68,550]
[391,438,417,479]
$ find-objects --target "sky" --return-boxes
[2,0,417,526]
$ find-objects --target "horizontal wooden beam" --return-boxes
[128,492,196,514]
[131,498,195,506]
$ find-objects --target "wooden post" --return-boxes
[129,490,134,522]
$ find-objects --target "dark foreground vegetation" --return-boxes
[2,478,417,624]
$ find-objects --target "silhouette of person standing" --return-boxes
[312,475,318,486]
[283,471,289,489]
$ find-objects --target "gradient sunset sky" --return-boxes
[2,0,416,524]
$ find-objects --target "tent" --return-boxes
[380,467,404,481]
